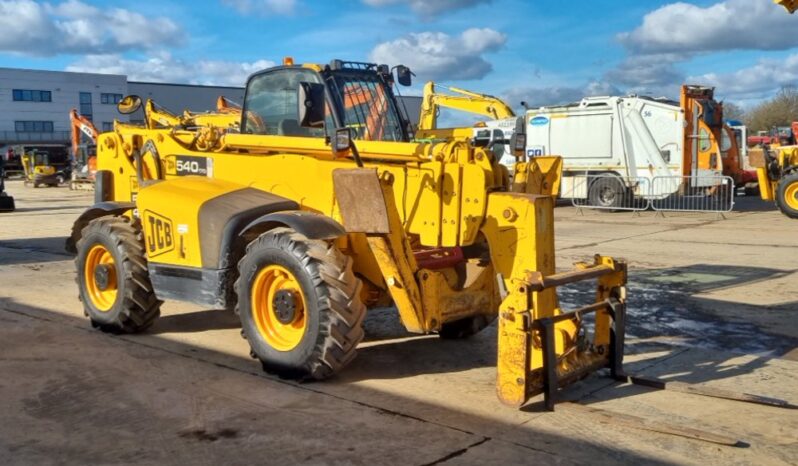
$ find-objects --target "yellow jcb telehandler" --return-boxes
[67,58,626,409]
[750,127,798,219]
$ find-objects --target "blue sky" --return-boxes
[1,0,797,109]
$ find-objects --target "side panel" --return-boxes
[636,100,683,176]
[135,177,298,269]
[549,113,614,161]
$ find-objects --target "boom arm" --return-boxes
[418,81,515,130]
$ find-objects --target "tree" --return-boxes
[744,86,798,132]
[723,102,746,122]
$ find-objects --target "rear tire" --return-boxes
[775,173,798,219]
[588,175,626,210]
[75,216,161,333]
[236,228,366,380]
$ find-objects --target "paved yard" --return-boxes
[1,181,796,465]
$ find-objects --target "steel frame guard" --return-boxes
[534,297,626,411]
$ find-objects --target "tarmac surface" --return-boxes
[1,179,797,465]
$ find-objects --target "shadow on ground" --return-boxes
[0,298,685,466]
[0,237,72,265]
[560,263,798,358]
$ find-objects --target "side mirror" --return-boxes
[396,65,412,87]
[297,82,326,128]
[510,117,526,159]
[117,95,142,115]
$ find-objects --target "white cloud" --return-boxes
[222,0,296,15]
[502,81,622,110]
[0,0,183,56]
[688,53,798,102]
[370,28,506,81]
[618,0,798,55]
[66,52,275,87]
[362,0,490,16]
[603,53,686,97]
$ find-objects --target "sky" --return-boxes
[0,0,797,111]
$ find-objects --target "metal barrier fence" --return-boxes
[649,175,734,214]
[569,174,651,212]
[569,173,735,215]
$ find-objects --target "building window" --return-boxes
[101,93,123,104]
[79,92,93,120]
[14,121,55,132]
[102,122,114,132]
[12,89,52,102]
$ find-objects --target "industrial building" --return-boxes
[0,67,244,151]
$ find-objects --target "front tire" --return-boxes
[775,173,798,219]
[75,216,161,333]
[236,228,366,380]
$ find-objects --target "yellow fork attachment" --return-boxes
[483,189,627,409]
[496,256,627,409]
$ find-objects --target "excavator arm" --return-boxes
[69,109,99,158]
[145,99,182,128]
[144,97,241,130]
[418,81,516,131]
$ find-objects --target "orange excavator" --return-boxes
[69,109,99,190]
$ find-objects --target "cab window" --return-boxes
[243,69,327,137]
[720,129,732,153]
[699,128,711,152]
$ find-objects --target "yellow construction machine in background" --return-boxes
[417,81,516,132]
[415,81,564,196]
[141,98,242,131]
[22,151,64,188]
[751,135,798,219]
[67,58,626,409]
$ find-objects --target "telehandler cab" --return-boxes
[67,58,627,408]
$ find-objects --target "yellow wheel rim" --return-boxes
[785,181,798,210]
[251,265,308,352]
[84,244,118,312]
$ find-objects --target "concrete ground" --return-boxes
[1,179,796,465]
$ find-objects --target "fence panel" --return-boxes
[649,175,734,213]
[569,173,651,211]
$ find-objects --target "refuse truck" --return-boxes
[520,86,726,207]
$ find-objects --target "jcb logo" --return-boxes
[144,211,174,257]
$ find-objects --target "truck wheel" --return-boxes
[439,314,494,339]
[588,175,626,209]
[236,228,366,380]
[775,173,798,219]
[75,216,162,333]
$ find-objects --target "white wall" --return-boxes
[0,67,127,138]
